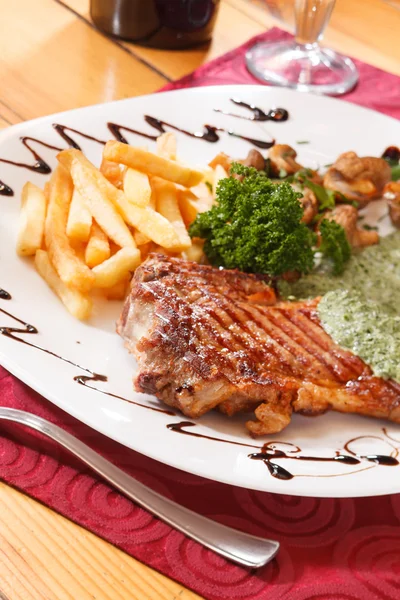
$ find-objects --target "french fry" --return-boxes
[123,167,152,207]
[156,132,177,160]
[148,188,156,210]
[133,230,151,246]
[45,165,95,292]
[66,188,92,243]
[92,247,141,288]
[16,182,47,256]
[191,180,213,200]
[177,188,198,226]
[100,157,123,188]
[178,188,214,227]
[67,158,181,249]
[90,169,180,248]
[181,239,205,263]
[152,177,191,250]
[59,149,178,249]
[104,141,203,187]
[85,222,111,268]
[213,164,228,197]
[208,152,231,172]
[103,277,130,301]
[35,249,92,320]
[58,149,136,250]
[121,203,181,249]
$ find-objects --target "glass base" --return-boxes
[246,40,358,96]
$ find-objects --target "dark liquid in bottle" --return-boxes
[90,0,220,49]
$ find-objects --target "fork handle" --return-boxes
[0,407,279,568]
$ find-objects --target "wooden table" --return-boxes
[0,1,399,598]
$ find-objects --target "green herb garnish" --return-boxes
[290,174,358,211]
[362,224,379,231]
[205,180,213,192]
[296,140,310,144]
[391,164,400,181]
[303,179,336,211]
[189,163,316,276]
[319,219,351,275]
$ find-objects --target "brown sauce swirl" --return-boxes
[0,98,286,196]
[168,421,399,480]
[215,99,289,122]
[0,296,174,416]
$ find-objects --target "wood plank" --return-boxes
[61,0,265,80]
[0,101,23,127]
[227,0,400,75]
[0,117,10,129]
[0,483,202,600]
[0,0,167,123]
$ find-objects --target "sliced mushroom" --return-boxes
[384,181,400,227]
[291,183,318,224]
[323,151,391,207]
[268,144,303,176]
[239,149,266,171]
[321,204,379,248]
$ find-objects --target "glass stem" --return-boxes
[294,0,336,46]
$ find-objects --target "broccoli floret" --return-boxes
[189,163,316,276]
[319,219,351,275]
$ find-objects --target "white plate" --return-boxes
[1,85,400,498]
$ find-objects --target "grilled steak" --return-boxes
[117,254,400,435]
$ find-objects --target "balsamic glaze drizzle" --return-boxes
[214,99,289,123]
[0,137,62,175]
[0,180,13,196]
[167,421,259,449]
[76,377,175,415]
[52,124,106,149]
[0,138,63,195]
[344,436,399,466]
[0,295,174,416]
[167,421,399,480]
[0,304,98,375]
[0,98,284,196]
[108,122,157,145]
[382,427,400,444]
[143,115,274,148]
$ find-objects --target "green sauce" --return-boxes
[279,231,400,382]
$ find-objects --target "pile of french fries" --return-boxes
[16,133,222,320]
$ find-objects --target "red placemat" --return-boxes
[162,27,400,119]
[1,28,400,600]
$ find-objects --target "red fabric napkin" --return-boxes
[1,28,400,600]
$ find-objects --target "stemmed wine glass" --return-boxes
[246,0,358,95]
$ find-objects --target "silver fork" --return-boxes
[0,407,279,568]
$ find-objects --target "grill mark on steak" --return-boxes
[282,306,367,377]
[272,307,365,381]
[196,294,287,374]
[239,302,336,380]
[264,307,348,381]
